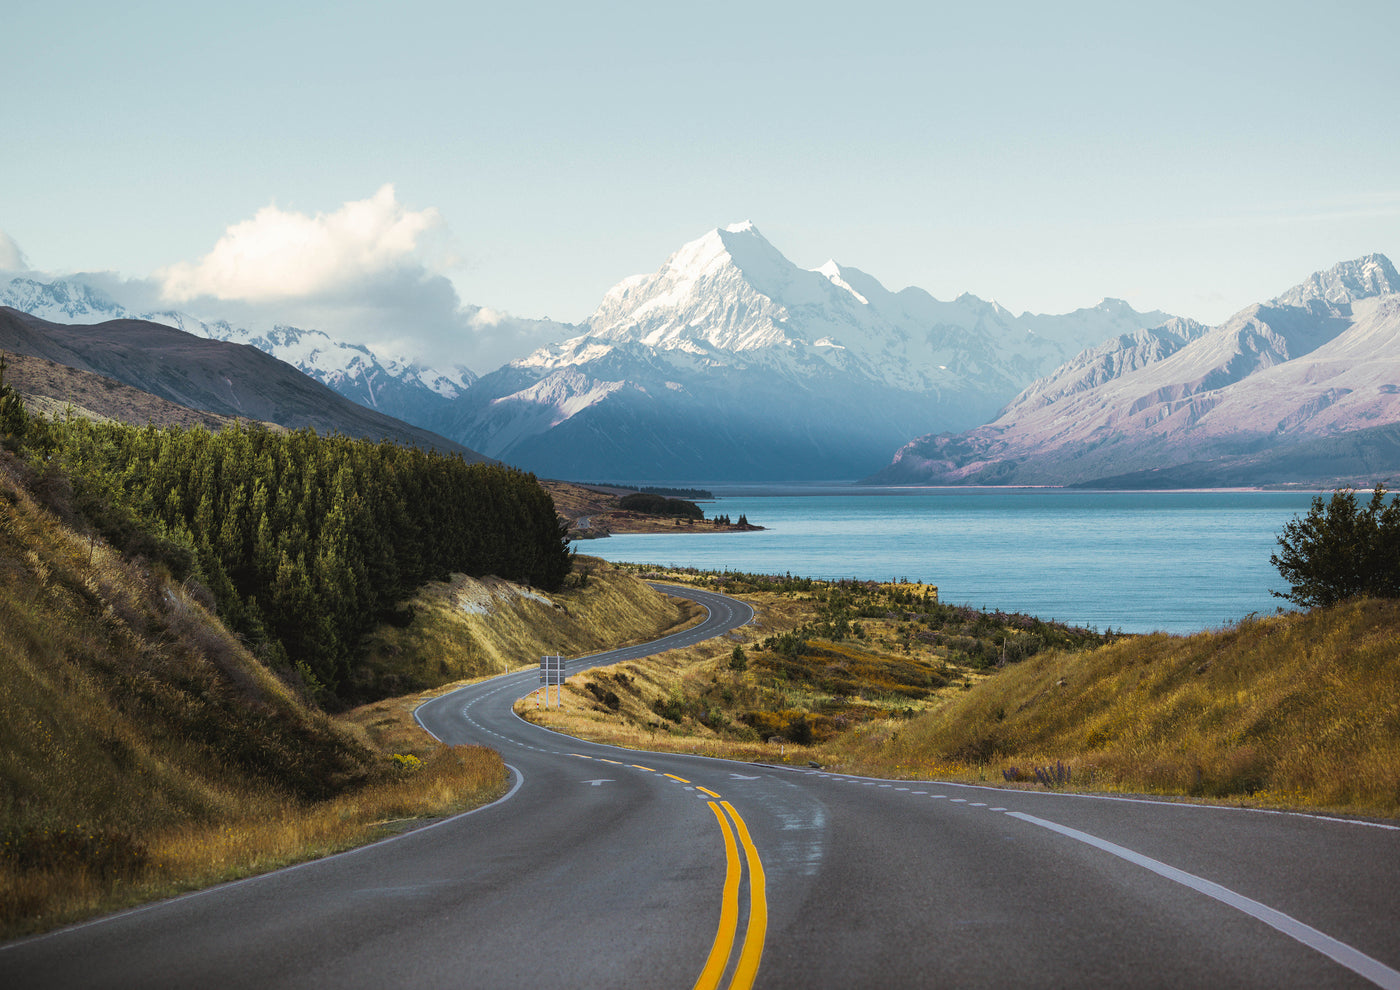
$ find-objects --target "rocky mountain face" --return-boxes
[0,307,487,459]
[869,255,1400,488]
[444,223,1172,480]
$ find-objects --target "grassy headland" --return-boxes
[517,567,1106,761]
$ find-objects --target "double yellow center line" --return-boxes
[568,755,768,988]
[694,800,767,990]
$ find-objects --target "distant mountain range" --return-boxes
[441,223,1172,480]
[5,233,1398,486]
[1,225,1172,480]
[868,255,1400,488]
[0,307,487,460]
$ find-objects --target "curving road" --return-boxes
[4,584,1400,988]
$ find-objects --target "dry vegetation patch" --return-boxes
[517,565,1399,818]
[840,601,1400,816]
[515,572,1028,766]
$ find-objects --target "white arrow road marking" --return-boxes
[1009,812,1400,990]
[582,779,614,786]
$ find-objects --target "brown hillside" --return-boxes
[1,349,255,430]
[0,307,485,459]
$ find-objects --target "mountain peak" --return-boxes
[1272,253,1400,309]
[658,221,781,284]
[813,259,871,305]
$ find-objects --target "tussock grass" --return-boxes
[837,601,1400,815]
[515,587,923,766]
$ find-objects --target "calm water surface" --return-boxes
[579,488,1321,635]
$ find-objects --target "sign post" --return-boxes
[539,654,566,708]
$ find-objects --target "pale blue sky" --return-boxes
[4,0,1399,367]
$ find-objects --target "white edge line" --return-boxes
[1008,811,1400,990]
[774,767,1399,832]
[1,765,527,951]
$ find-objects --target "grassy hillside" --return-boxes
[518,570,1105,763]
[354,557,694,698]
[0,451,507,937]
[842,600,1400,815]
[344,558,697,756]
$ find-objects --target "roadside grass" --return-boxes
[516,582,990,767]
[353,556,697,699]
[520,567,1400,819]
[0,745,505,939]
[841,599,1400,816]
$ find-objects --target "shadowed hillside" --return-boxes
[0,307,485,459]
[0,348,255,430]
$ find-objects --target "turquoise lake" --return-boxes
[577,487,1323,635]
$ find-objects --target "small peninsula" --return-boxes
[543,480,763,539]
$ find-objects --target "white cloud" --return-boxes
[67,186,576,374]
[158,184,441,303]
[0,229,29,270]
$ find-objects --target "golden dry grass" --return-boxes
[518,568,1400,818]
[353,556,695,697]
[1,745,505,937]
[835,601,1400,815]
[514,586,946,766]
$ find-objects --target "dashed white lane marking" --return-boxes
[797,767,1400,831]
[1009,812,1400,990]
[950,798,967,803]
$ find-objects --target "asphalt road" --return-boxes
[4,583,1399,989]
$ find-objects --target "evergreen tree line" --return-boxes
[14,411,571,701]
[617,492,703,518]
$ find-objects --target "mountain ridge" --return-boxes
[449,223,1175,480]
[0,307,488,460]
[868,254,1400,488]
[0,275,476,428]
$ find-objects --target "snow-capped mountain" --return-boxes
[869,254,1400,488]
[448,223,1174,480]
[0,273,473,426]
